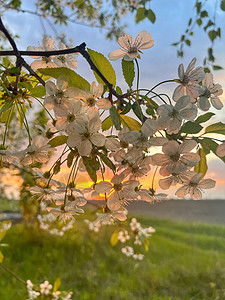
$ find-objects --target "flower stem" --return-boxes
[135,59,140,92]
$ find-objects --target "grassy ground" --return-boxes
[0,215,225,300]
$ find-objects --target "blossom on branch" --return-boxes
[108,30,154,61]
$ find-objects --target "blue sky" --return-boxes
[2,0,225,198]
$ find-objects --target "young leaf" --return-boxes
[53,277,61,293]
[121,58,135,88]
[0,100,14,114]
[221,0,225,11]
[30,85,46,98]
[0,251,3,263]
[199,137,225,163]
[82,157,99,183]
[180,121,203,134]
[132,101,144,123]
[110,105,121,130]
[99,153,116,172]
[102,115,113,131]
[48,135,68,147]
[120,115,142,131]
[212,65,223,70]
[110,229,119,247]
[205,122,225,135]
[67,151,75,168]
[39,68,90,90]
[146,9,156,24]
[194,148,208,177]
[208,30,217,42]
[135,7,146,23]
[120,102,132,115]
[87,48,116,88]
[195,112,215,124]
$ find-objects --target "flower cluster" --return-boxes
[1,31,223,228]
[26,279,73,300]
[120,217,155,260]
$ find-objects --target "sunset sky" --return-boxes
[2,0,225,199]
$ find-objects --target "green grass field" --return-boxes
[0,214,225,300]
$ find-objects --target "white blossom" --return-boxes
[108,30,154,61]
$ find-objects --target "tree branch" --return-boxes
[0,18,127,99]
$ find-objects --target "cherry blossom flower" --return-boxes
[67,117,105,156]
[40,281,52,295]
[121,155,152,180]
[73,81,111,118]
[30,186,57,203]
[44,76,78,111]
[53,42,78,69]
[137,188,167,203]
[132,253,144,260]
[118,230,130,243]
[175,172,216,200]
[55,100,87,132]
[151,140,200,174]
[216,142,225,157]
[198,73,223,111]
[21,136,55,165]
[48,204,84,223]
[159,171,195,190]
[121,246,134,257]
[108,30,154,61]
[94,173,139,210]
[124,118,160,148]
[157,95,197,134]
[173,58,205,102]
[27,36,57,70]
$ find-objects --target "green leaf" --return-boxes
[146,9,156,24]
[67,151,75,168]
[121,102,132,115]
[144,238,149,252]
[6,66,21,74]
[135,7,146,23]
[205,122,225,135]
[0,251,3,263]
[194,148,208,177]
[208,30,217,42]
[116,86,122,95]
[0,100,14,114]
[195,112,215,124]
[0,221,11,242]
[132,101,144,123]
[99,153,116,172]
[110,229,119,247]
[213,65,223,71]
[82,157,99,183]
[185,39,191,46]
[87,48,116,88]
[196,18,202,26]
[18,103,26,128]
[120,115,142,131]
[110,105,121,130]
[53,277,61,293]
[48,135,68,147]
[102,115,113,131]
[121,58,135,88]
[199,137,225,163]
[220,0,225,11]
[180,121,203,134]
[200,10,208,18]
[0,106,15,124]
[39,68,90,90]
[30,85,46,98]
